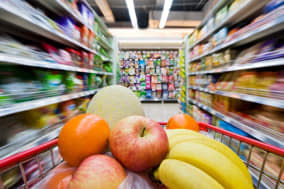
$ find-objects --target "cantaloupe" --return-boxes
[87,85,145,130]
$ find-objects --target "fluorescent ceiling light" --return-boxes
[159,0,173,28]
[125,0,138,29]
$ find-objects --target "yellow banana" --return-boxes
[166,130,252,185]
[153,169,159,180]
[168,142,253,189]
[158,159,224,189]
[166,129,206,139]
[168,134,202,149]
[187,138,253,185]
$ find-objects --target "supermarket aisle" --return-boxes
[142,103,180,122]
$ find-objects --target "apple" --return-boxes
[110,116,169,172]
[68,155,126,189]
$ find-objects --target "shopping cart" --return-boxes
[0,122,283,189]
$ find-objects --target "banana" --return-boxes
[158,159,224,189]
[153,169,159,180]
[168,142,253,189]
[166,129,206,139]
[168,134,202,150]
[186,138,253,185]
[166,130,252,185]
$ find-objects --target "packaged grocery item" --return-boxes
[229,0,245,14]
[60,100,77,118]
[81,51,89,68]
[73,25,81,41]
[224,49,237,63]
[264,0,284,13]
[80,26,89,46]
[215,5,228,25]
[162,90,168,99]
[22,104,60,129]
[234,42,263,65]
[58,49,72,65]
[146,90,152,98]
[77,2,89,24]
[88,53,94,69]
[88,30,94,48]
[88,10,94,27]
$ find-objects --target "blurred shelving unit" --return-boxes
[0,0,118,158]
[184,1,284,187]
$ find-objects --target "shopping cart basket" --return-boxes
[0,122,283,189]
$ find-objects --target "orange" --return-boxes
[58,114,110,166]
[167,114,199,131]
[43,162,75,189]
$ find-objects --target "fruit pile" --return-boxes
[35,85,253,189]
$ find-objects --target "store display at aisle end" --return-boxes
[0,0,117,159]
[119,50,180,102]
[178,49,187,113]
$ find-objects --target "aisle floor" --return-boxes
[142,103,180,122]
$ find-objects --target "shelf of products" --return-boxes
[0,54,112,75]
[188,98,284,148]
[188,67,284,106]
[0,2,94,53]
[0,96,91,159]
[187,86,284,109]
[94,31,112,50]
[188,5,284,63]
[185,0,284,163]
[189,0,269,49]
[37,0,95,32]
[0,89,97,117]
[119,50,180,101]
[0,0,116,161]
[188,58,284,75]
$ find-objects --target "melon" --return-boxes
[87,85,145,130]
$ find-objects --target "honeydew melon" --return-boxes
[87,85,145,130]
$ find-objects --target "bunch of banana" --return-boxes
[155,129,253,189]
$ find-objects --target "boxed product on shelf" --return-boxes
[215,5,228,25]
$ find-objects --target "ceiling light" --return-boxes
[125,0,138,29]
[159,0,173,29]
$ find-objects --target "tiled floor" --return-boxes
[142,103,181,122]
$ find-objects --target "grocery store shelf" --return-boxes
[188,58,284,75]
[140,98,178,103]
[0,123,63,159]
[95,31,112,50]
[188,86,284,109]
[99,53,112,62]
[188,14,284,63]
[187,98,284,148]
[37,0,94,32]
[189,0,268,49]
[140,98,163,102]
[196,0,230,30]
[0,89,99,117]
[0,3,96,54]
[0,54,112,75]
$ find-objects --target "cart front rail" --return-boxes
[0,122,283,189]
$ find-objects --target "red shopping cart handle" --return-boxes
[0,139,58,170]
[198,122,284,156]
[0,122,283,171]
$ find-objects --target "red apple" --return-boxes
[110,116,169,172]
[68,155,126,189]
